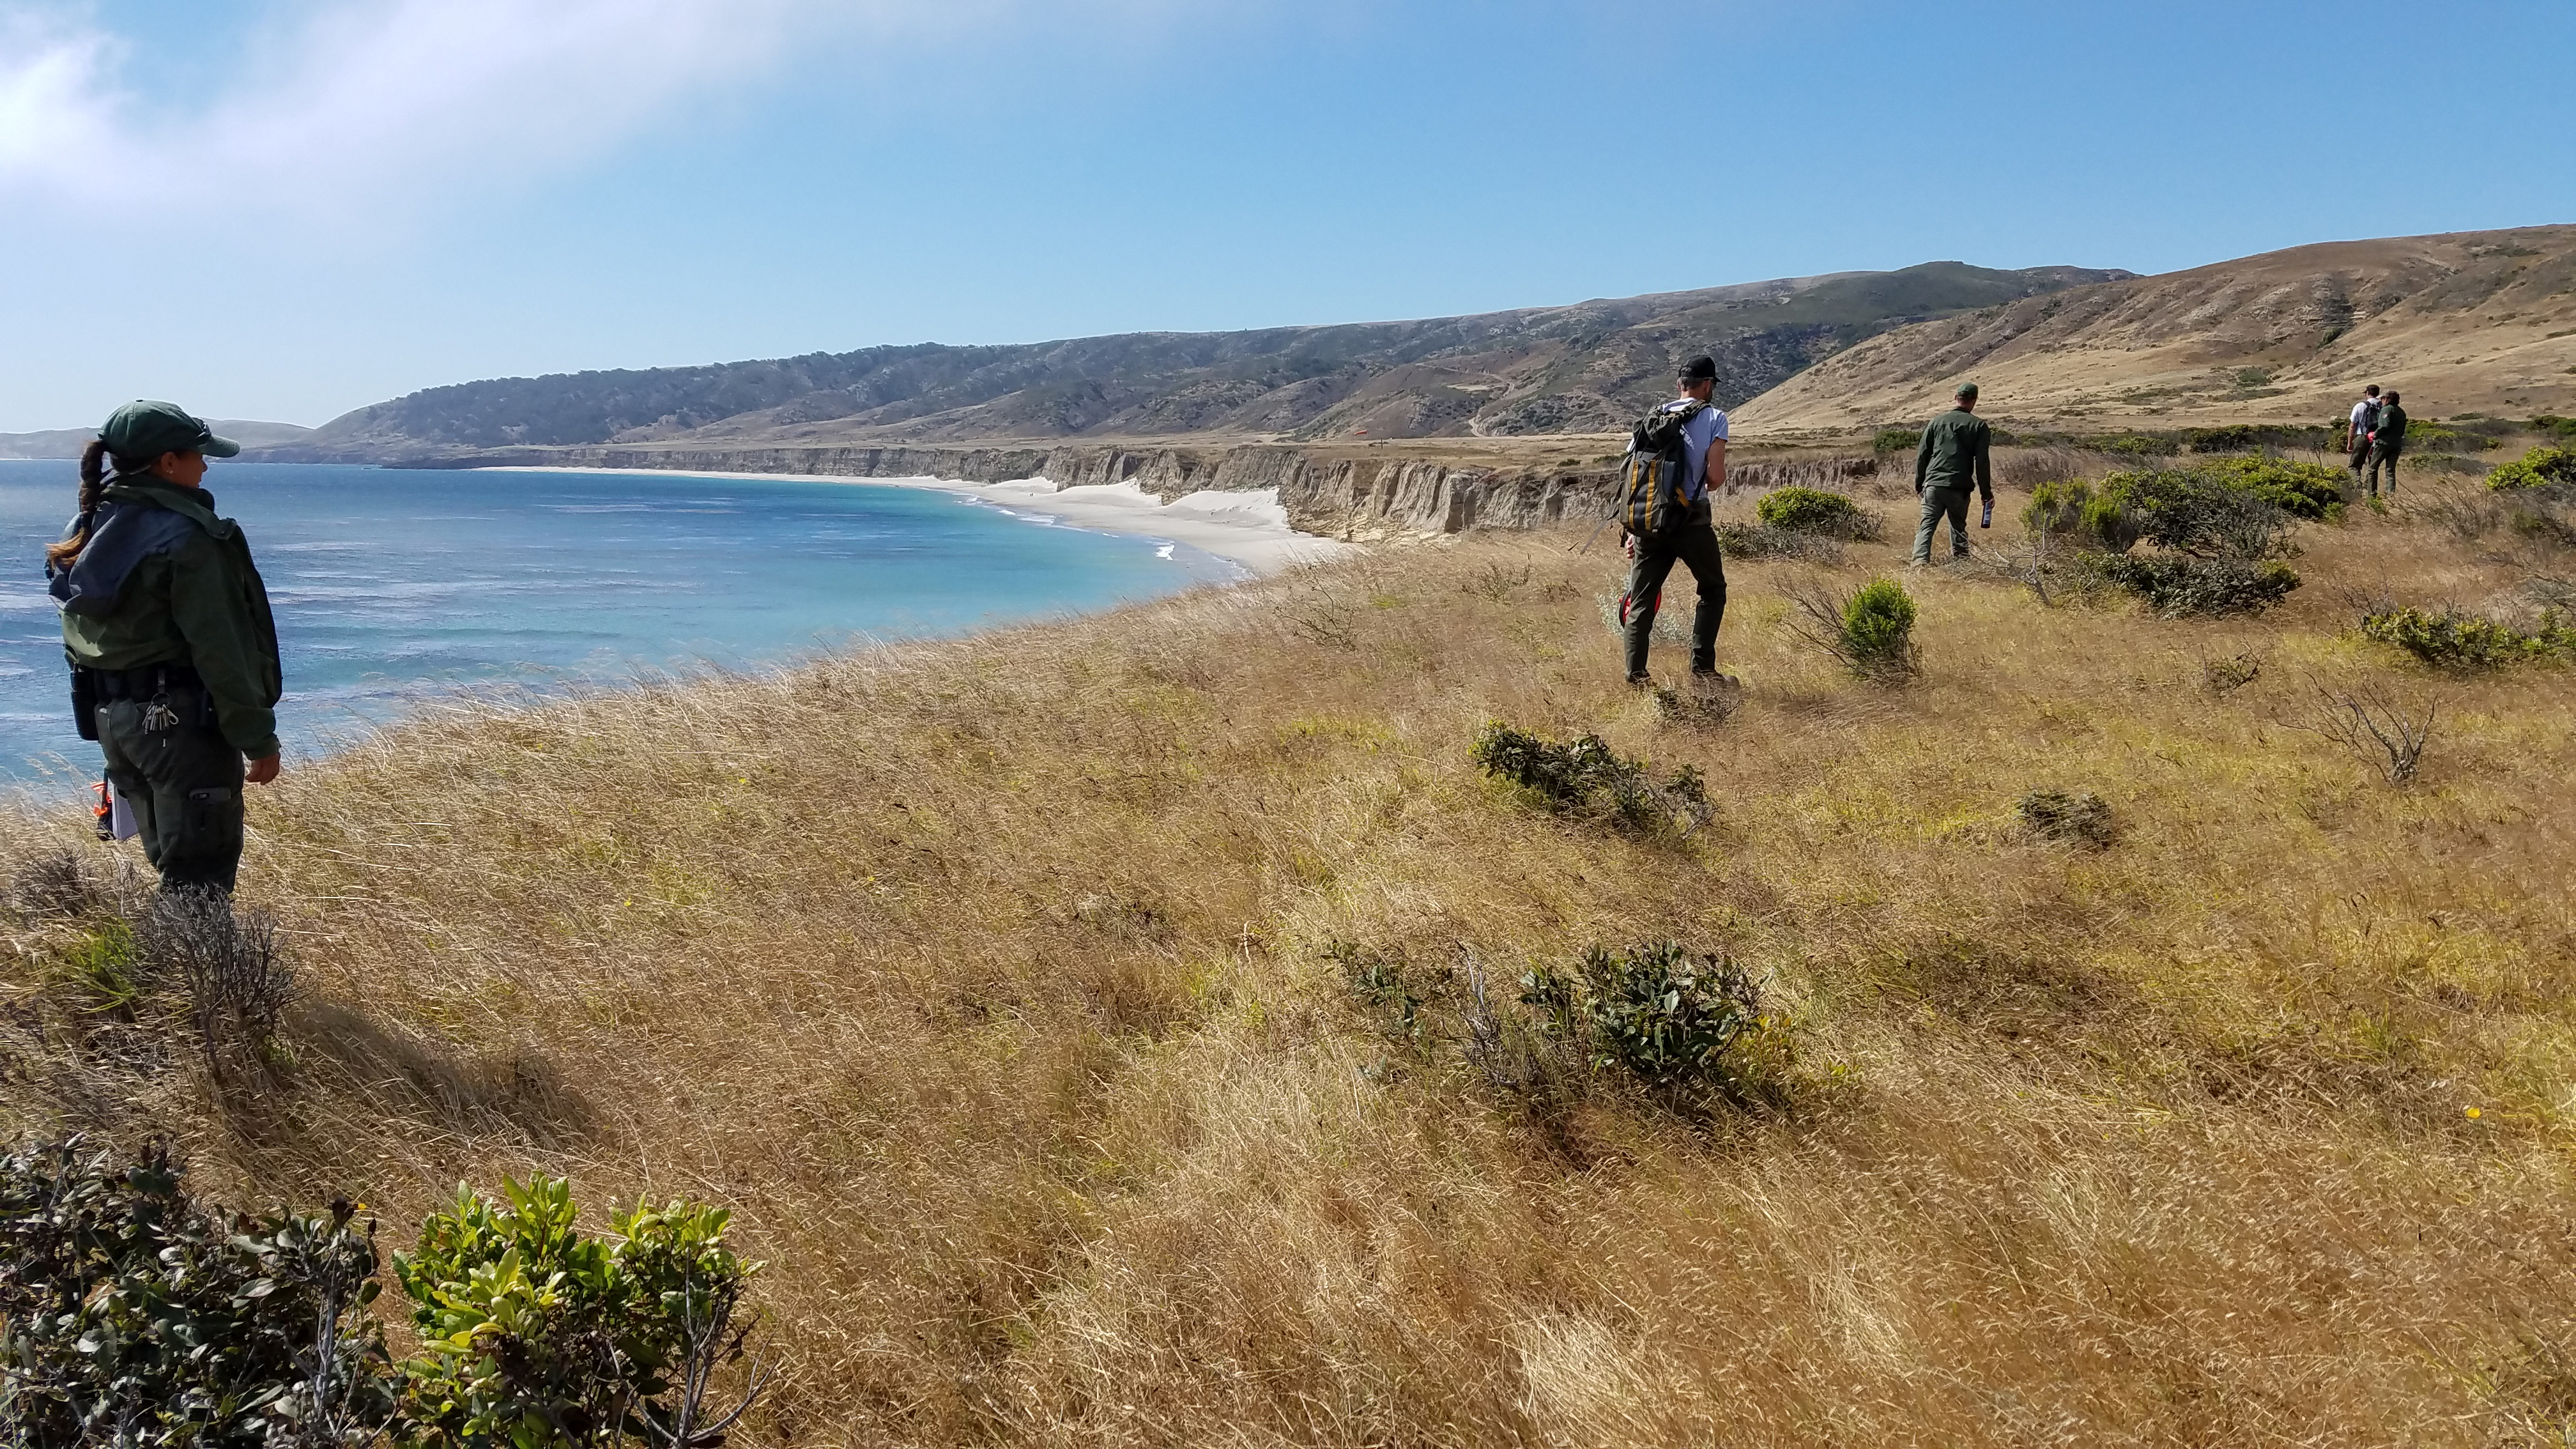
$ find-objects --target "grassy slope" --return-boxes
[5,473,2575,1445]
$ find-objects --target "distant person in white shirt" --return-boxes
[2345,385,2382,478]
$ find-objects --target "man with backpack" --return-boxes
[2364,389,2407,498]
[1910,382,1994,565]
[2345,384,2382,480]
[1617,355,1730,686]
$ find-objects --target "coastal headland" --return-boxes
[7,469,2571,1442]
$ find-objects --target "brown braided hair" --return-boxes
[45,440,129,568]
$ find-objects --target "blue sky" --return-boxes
[2,0,2570,430]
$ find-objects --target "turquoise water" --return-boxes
[0,461,1237,782]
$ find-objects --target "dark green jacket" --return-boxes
[2373,404,2408,450]
[1914,408,1995,500]
[59,478,282,758]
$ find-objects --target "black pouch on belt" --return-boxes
[69,667,99,742]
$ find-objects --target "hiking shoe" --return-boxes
[1690,669,1742,689]
[1626,672,1654,688]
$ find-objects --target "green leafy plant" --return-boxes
[2360,606,2575,668]
[1755,486,1875,539]
[2021,478,2145,553]
[1470,723,1710,835]
[0,1136,395,1449]
[1786,575,1919,680]
[1519,943,1784,1100]
[2487,446,2576,494]
[2189,456,2347,521]
[392,1176,767,1449]
[1871,427,1920,454]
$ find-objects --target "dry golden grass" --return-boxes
[6,471,2576,1445]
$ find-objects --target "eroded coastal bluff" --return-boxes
[385,441,1883,535]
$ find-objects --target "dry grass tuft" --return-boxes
[4,486,2576,1445]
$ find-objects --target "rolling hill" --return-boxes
[0,420,314,459]
[1734,225,2576,434]
[258,263,2127,462]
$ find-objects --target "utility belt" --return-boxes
[69,662,210,742]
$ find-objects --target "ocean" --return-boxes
[0,461,1239,785]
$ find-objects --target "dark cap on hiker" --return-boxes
[1955,381,1980,401]
[100,401,240,461]
[1678,356,1717,383]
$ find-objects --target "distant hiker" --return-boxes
[49,401,283,896]
[2365,390,2407,498]
[1617,356,1731,686]
[2345,384,2382,477]
[1910,383,1994,565]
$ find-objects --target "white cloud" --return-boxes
[0,0,977,215]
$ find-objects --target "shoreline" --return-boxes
[479,465,1359,577]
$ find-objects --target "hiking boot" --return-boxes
[1626,671,1655,688]
[1690,668,1742,689]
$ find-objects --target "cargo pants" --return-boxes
[1622,523,1727,680]
[97,686,247,894]
[1912,484,1974,563]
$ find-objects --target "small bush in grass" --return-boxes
[1521,942,1784,1101]
[1756,486,1876,539]
[1871,426,1920,454]
[1787,575,1919,680]
[2079,553,2301,617]
[2202,652,2262,694]
[2023,478,2145,553]
[2191,456,2348,521]
[2018,789,2118,848]
[2297,683,2435,786]
[0,1136,395,1449]
[2360,606,2575,667]
[393,1175,769,1449]
[1471,723,1710,834]
[2487,445,2576,494]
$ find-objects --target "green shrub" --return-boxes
[2531,415,2576,442]
[1784,576,1919,680]
[0,1137,395,1449]
[1756,486,1873,539]
[1871,426,1920,454]
[394,1176,764,1449]
[1471,723,1710,834]
[2115,469,2301,558]
[2022,478,2145,552]
[2082,554,2301,617]
[2487,446,2576,493]
[2359,606,2575,668]
[1521,942,1781,1098]
[2191,455,2348,521]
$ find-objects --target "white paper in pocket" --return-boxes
[110,785,138,841]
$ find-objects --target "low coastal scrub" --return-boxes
[0,1137,767,1449]
[2487,445,2576,493]
[1754,486,1878,540]
[2023,460,2318,616]
[1471,722,1710,834]
[2360,606,2575,668]
[1712,520,1843,562]
[1786,574,1919,680]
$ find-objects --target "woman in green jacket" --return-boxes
[48,400,284,896]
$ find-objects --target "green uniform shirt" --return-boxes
[2374,403,2407,450]
[60,478,283,759]
[1914,408,1995,500]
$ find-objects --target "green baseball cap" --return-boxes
[1955,381,1980,400]
[100,400,240,461]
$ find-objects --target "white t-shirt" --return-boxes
[2350,398,2380,433]
[1662,397,1732,497]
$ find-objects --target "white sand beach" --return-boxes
[484,467,1354,577]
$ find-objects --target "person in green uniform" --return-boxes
[2364,389,2407,498]
[48,401,283,896]
[1910,382,1995,565]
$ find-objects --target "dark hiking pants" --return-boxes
[98,686,247,894]
[1912,484,1973,563]
[2366,443,2402,497]
[1623,524,1726,679]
